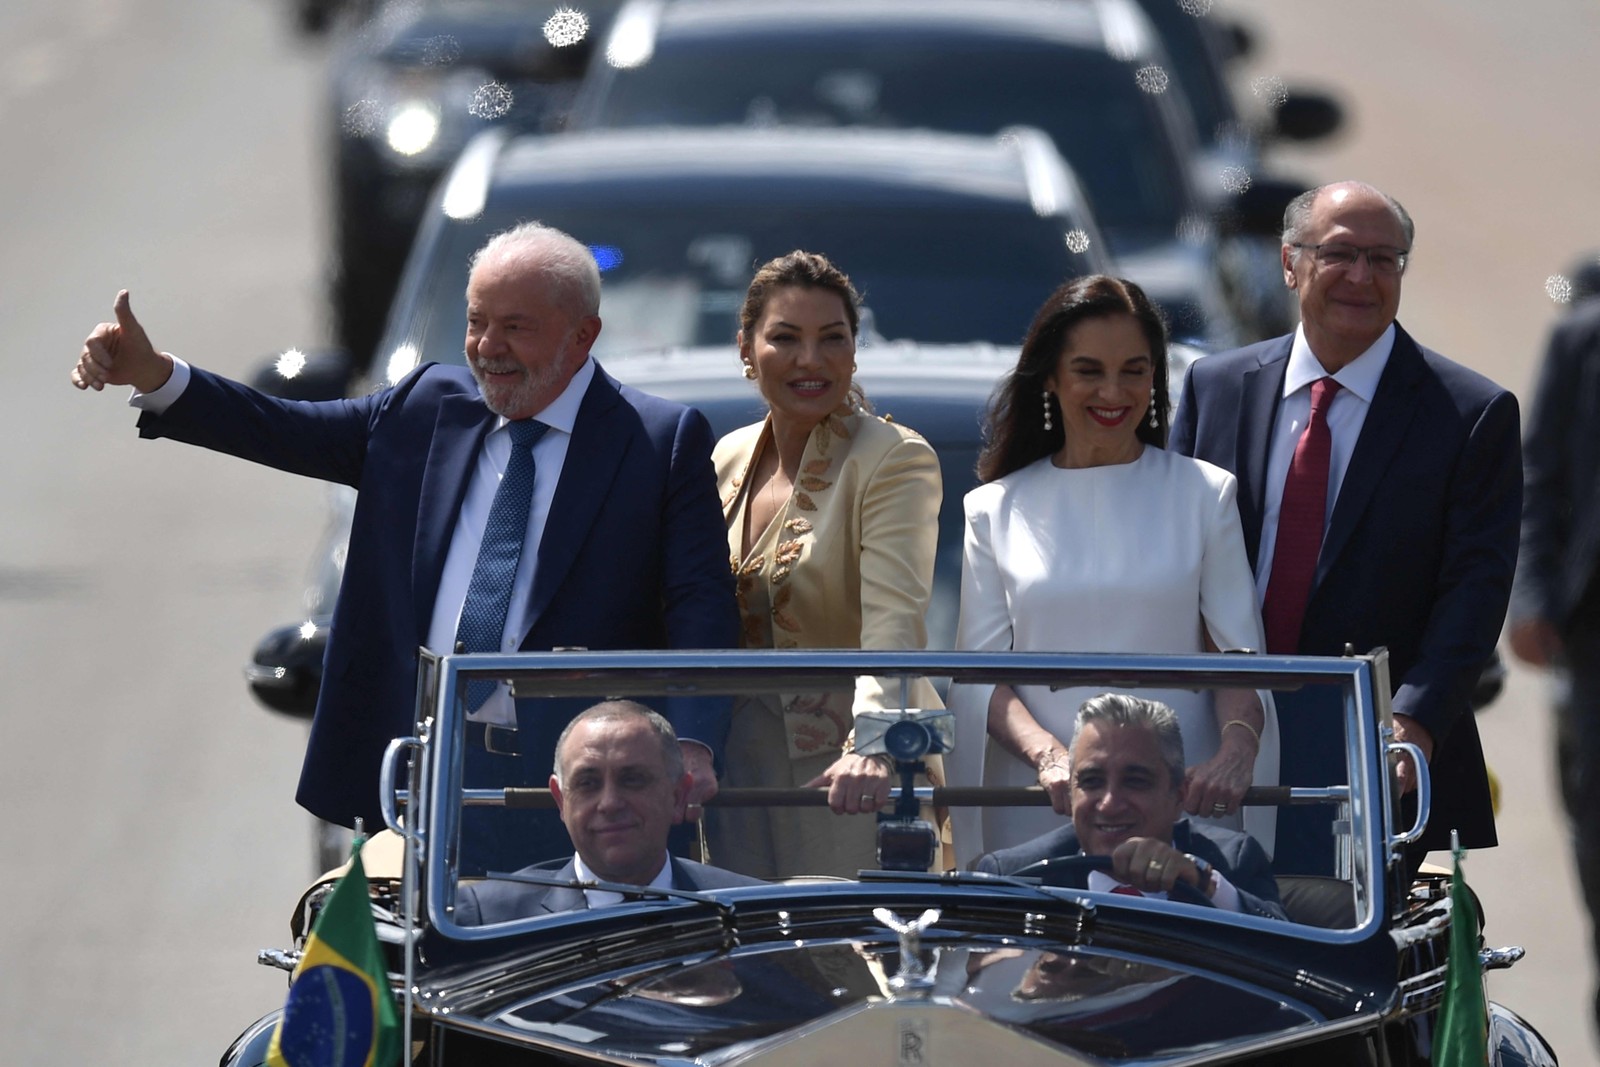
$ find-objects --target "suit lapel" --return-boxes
[1317,326,1425,586]
[668,857,693,890]
[413,392,497,636]
[538,858,589,914]
[1236,342,1290,569]
[521,368,630,636]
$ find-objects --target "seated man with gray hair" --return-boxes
[456,700,761,923]
[975,694,1284,919]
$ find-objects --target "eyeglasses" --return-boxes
[1291,242,1410,275]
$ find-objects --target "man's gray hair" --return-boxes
[1074,693,1186,787]
[469,221,602,319]
[1282,181,1416,250]
[552,699,684,785]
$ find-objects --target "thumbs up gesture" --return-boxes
[72,290,172,394]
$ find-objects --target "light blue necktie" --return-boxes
[455,418,549,710]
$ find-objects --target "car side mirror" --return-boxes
[1268,90,1345,144]
[249,347,357,401]
[1214,17,1255,63]
[246,618,330,719]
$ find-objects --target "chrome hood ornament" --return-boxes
[872,907,941,997]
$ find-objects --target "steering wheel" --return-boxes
[1011,854,1212,907]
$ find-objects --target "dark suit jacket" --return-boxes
[138,362,738,828]
[1170,324,1520,849]
[1513,298,1600,631]
[453,855,763,924]
[973,819,1285,920]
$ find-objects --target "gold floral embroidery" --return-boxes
[774,540,803,564]
[785,517,813,533]
[772,585,802,632]
[794,492,816,511]
[792,722,830,753]
[772,565,791,585]
[800,475,832,492]
[803,458,830,476]
[785,694,853,752]
[740,555,765,576]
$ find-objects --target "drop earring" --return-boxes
[742,362,756,380]
[1147,391,1159,428]
[1041,388,1053,432]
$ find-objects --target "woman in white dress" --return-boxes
[951,275,1277,865]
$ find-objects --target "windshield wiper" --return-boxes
[482,869,739,916]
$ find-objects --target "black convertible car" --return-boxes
[227,647,1555,1065]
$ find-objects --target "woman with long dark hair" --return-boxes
[950,275,1276,864]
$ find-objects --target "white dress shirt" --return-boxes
[572,852,674,908]
[1254,323,1395,598]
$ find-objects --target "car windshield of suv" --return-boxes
[404,201,1092,359]
[587,34,1188,238]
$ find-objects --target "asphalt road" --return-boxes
[2,0,1596,1063]
[0,1,328,1062]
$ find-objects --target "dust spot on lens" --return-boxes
[421,35,461,66]
[343,100,382,137]
[544,8,589,47]
[1250,76,1289,108]
[1064,230,1091,255]
[276,348,308,379]
[1135,65,1169,94]
[1177,0,1214,15]
[1219,167,1252,195]
[470,82,514,120]
[1546,274,1574,304]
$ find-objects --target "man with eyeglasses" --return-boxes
[1171,181,1521,879]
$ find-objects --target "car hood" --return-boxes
[415,889,1372,1066]
[484,945,1318,1063]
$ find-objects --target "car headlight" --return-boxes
[342,65,498,168]
[385,101,442,157]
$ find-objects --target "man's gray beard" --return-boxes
[471,342,572,419]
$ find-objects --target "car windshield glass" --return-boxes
[404,204,1092,360]
[589,36,1188,234]
[420,652,1383,940]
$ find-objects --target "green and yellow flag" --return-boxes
[1432,845,1489,1067]
[267,841,400,1067]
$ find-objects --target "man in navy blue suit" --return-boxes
[1507,280,1600,1041]
[72,224,738,842]
[455,700,760,923]
[974,694,1284,919]
[1170,182,1521,875]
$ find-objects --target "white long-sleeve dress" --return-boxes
[949,447,1278,867]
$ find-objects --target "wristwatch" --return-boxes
[1184,853,1216,898]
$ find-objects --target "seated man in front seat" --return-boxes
[456,700,761,923]
[975,693,1285,920]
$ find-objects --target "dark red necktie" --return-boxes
[1263,376,1342,654]
[1110,884,1142,896]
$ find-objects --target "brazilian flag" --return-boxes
[1432,845,1488,1067]
[267,841,400,1067]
